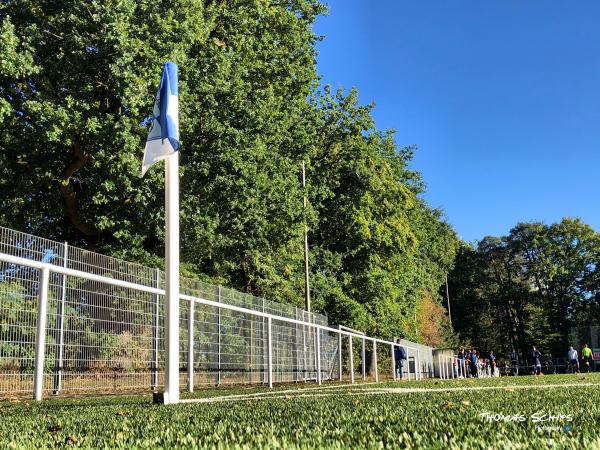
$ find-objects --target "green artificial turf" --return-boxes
[2,374,600,449]
[179,372,600,399]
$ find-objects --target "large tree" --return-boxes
[306,87,458,339]
[0,0,324,288]
[1,0,458,342]
[450,218,600,359]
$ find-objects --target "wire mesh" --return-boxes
[0,226,337,397]
[0,226,435,398]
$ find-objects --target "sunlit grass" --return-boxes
[1,373,599,448]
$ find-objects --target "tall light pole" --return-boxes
[302,160,311,313]
[445,274,452,325]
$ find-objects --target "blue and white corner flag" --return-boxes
[142,62,179,176]
[143,62,182,404]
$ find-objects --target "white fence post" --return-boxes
[391,344,396,381]
[294,307,300,383]
[53,241,68,394]
[315,327,322,385]
[417,349,421,380]
[349,336,354,384]
[218,286,222,386]
[267,316,273,388]
[338,332,343,381]
[361,338,366,381]
[373,340,378,383]
[187,301,194,392]
[302,312,307,382]
[249,313,253,384]
[313,320,318,382]
[151,268,160,391]
[34,267,50,401]
[262,297,267,385]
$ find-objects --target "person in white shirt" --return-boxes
[567,346,579,373]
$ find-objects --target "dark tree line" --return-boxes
[448,218,600,360]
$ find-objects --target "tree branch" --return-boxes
[56,137,96,236]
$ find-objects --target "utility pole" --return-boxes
[445,274,452,325]
[302,160,311,313]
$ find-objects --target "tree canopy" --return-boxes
[0,0,458,343]
[449,218,600,359]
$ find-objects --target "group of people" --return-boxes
[510,344,595,375]
[504,344,594,376]
[392,341,595,380]
[456,348,499,378]
[566,343,595,373]
[509,346,543,375]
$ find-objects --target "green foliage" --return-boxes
[1,375,599,448]
[450,218,600,359]
[305,88,458,340]
[0,281,61,371]
[0,0,458,343]
[0,282,38,370]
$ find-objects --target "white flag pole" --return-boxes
[163,151,180,404]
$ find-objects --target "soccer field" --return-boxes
[2,373,599,449]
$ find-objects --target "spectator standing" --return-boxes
[531,346,542,375]
[469,349,478,378]
[465,350,473,378]
[457,348,466,378]
[510,349,519,376]
[488,351,497,377]
[567,346,579,373]
[394,339,408,379]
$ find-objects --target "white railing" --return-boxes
[444,355,503,379]
[436,354,456,380]
[0,252,425,400]
[0,226,333,395]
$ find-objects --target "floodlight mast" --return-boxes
[302,160,311,313]
[445,274,452,325]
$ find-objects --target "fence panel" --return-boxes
[0,229,64,394]
[0,226,432,398]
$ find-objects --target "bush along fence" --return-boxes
[0,226,441,399]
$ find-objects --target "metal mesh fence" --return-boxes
[0,226,339,396]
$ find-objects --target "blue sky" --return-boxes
[313,1,600,242]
